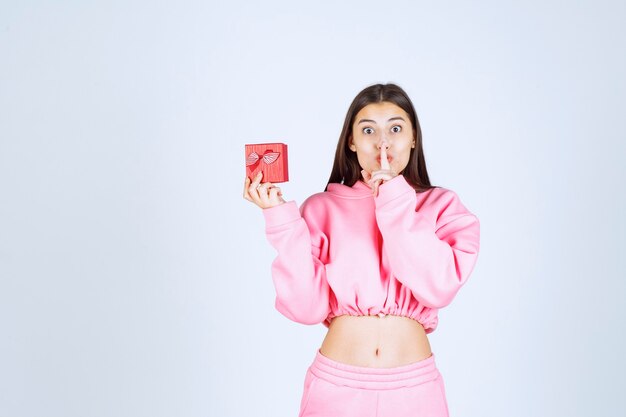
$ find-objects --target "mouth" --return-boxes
[377,156,393,164]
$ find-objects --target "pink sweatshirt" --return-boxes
[262,174,480,333]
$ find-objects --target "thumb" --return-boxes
[361,169,371,181]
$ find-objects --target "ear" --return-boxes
[348,135,356,152]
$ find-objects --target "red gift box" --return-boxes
[245,142,289,183]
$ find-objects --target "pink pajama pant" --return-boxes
[298,349,450,417]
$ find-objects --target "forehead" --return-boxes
[354,102,410,123]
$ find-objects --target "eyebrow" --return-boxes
[357,116,406,125]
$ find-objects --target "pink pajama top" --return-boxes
[261,174,480,334]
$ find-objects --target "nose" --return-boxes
[377,136,390,150]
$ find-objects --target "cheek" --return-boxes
[357,148,376,160]
[396,150,412,169]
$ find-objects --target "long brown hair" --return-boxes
[324,83,437,193]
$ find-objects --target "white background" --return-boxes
[1,1,624,416]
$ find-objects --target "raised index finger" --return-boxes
[380,145,390,171]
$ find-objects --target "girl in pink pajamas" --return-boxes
[243,83,480,416]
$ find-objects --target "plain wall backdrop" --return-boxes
[1,1,624,416]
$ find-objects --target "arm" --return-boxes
[262,200,331,325]
[374,175,480,309]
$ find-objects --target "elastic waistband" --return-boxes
[309,349,440,390]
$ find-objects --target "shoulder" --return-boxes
[291,191,337,238]
[417,186,478,229]
[416,186,459,208]
[298,191,335,223]
[417,185,465,207]
[301,190,330,210]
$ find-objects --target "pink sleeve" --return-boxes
[374,175,481,308]
[262,200,331,325]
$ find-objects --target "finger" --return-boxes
[263,182,275,193]
[268,187,281,203]
[249,172,265,192]
[244,175,258,194]
[373,179,381,196]
[369,172,394,185]
[247,173,265,204]
[247,187,261,205]
[361,169,371,182]
[248,171,263,207]
[243,176,254,201]
[367,172,382,187]
[367,175,377,188]
[380,145,390,171]
[251,170,263,188]
[257,182,273,206]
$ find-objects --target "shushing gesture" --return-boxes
[361,144,398,197]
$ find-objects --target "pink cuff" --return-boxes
[374,175,415,208]
[262,200,301,229]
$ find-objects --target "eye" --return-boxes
[362,127,374,134]
[391,125,402,133]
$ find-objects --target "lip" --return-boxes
[377,156,393,163]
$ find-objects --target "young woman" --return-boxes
[243,83,480,417]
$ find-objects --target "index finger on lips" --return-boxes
[380,146,390,171]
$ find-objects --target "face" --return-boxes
[349,101,416,179]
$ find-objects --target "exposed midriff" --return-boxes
[318,313,433,368]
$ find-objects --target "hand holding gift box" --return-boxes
[244,142,289,183]
[243,142,288,209]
